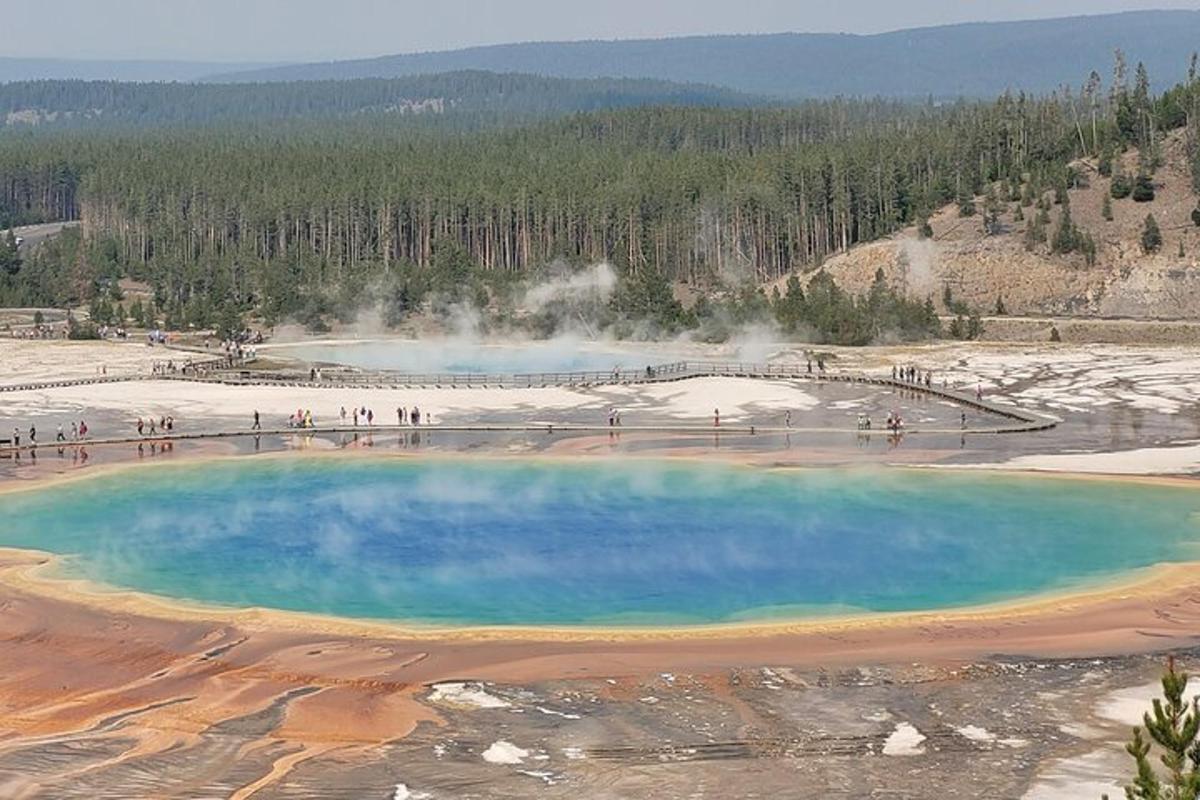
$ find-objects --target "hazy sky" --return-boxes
[5,0,1200,62]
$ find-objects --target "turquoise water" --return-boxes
[1,460,1198,627]
[280,340,659,374]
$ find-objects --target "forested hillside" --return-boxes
[0,57,283,84]
[2,58,1198,343]
[210,11,1200,99]
[0,72,755,129]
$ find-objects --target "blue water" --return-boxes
[1,460,1198,627]
[280,340,661,374]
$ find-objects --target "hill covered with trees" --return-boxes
[0,72,756,130]
[1,56,1198,344]
[208,11,1200,99]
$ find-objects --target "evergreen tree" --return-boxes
[1133,173,1157,202]
[1143,214,1164,253]
[774,275,807,333]
[1081,232,1098,266]
[1052,202,1080,254]
[1105,658,1200,800]
[1112,172,1134,199]
[0,230,20,275]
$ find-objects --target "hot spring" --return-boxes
[271,339,677,375]
[2,460,1198,627]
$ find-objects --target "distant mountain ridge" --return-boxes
[206,11,1200,97]
[0,58,288,84]
[0,71,758,130]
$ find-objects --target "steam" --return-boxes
[520,262,616,313]
[897,239,939,299]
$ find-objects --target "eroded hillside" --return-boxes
[805,131,1200,319]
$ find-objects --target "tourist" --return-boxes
[70,422,78,440]
[149,418,157,436]
[411,407,421,426]
[12,427,19,447]
[976,385,983,402]
[28,425,36,445]
[713,408,720,427]
[166,416,174,432]
[961,411,967,429]
[892,365,898,380]
[340,406,347,425]
[78,420,88,438]
[608,407,615,427]
[785,410,792,428]
[137,418,144,436]
[352,408,359,426]
[252,410,261,431]
[305,410,313,428]
[56,424,64,442]
[367,408,374,426]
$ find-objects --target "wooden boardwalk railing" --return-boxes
[0,359,1057,432]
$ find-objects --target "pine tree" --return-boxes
[1112,172,1134,199]
[1133,173,1157,202]
[1105,658,1200,800]
[1143,214,1164,254]
[0,230,20,275]
[1052,202,1079,254]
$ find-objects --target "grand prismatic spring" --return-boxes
[275,339,659,374]
[3,459,1199,628]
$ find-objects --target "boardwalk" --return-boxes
[0,358,1057,455]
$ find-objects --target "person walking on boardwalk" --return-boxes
[713,408,720,427]
[340,406,347,425]
[28,425,36,445]
[56,424,64,442]
[785,410,792,428]
[12,428,19,447]
[252,410,261,431]
[137,418,144,436]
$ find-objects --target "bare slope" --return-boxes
[802,131,1200,320]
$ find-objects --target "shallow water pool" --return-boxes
[1,461,1197,627]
